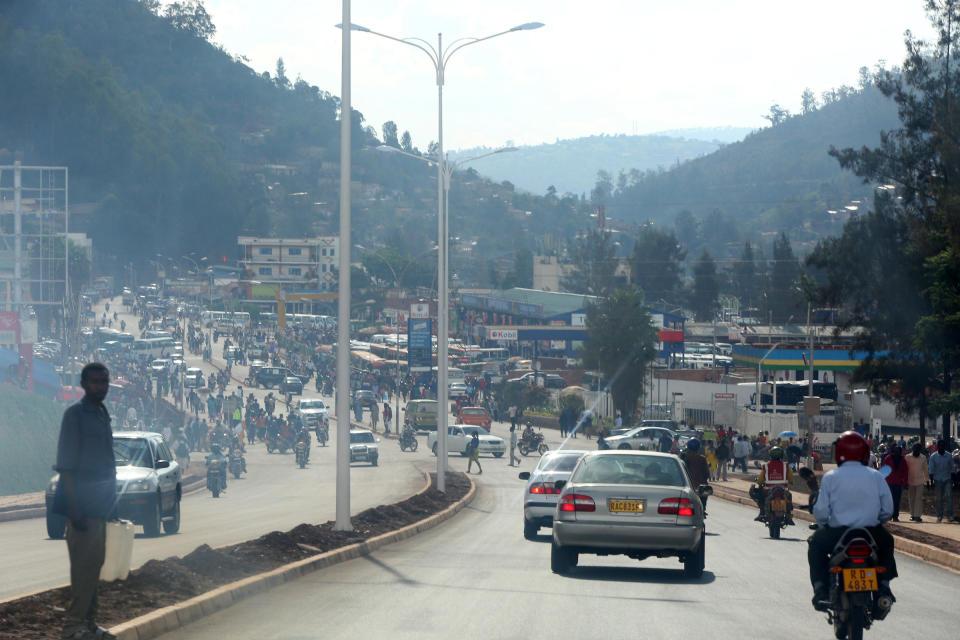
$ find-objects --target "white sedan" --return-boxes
[428,425,506,458]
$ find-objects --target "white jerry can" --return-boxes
[100,519,135,581]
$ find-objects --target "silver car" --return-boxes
[519,450,588,539]
[551,450,710,577]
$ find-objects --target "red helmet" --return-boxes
[835,431,869,464]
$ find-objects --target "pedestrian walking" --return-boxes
[733,436,751,473]
[508,405,517,430]
[509,424,520,466]
[905,443,929,522]
[466,432,482,474]
[558,409,568,438]
[928,440,954,523]
[882,445,908,521]
[370,401,379,431]
[52,362,118,640]
[715,438,730,481]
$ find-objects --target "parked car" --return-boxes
[550,450,709,576]
[183,367,204,388]
[353,389,378,407]
[255,366,291,389]
[457,406,492,431]
[519,450,588,539]
[404,399,438,431]
[280,375,304,395]
[150,358,173,375]
[349,429,379,466]
[427,425,506,458]
[604,426,677,451]
[543,374,566,389]
[45,432,182,539]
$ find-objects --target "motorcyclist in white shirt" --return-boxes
[807,431,897,612]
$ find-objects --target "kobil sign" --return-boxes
[486,328,518,341]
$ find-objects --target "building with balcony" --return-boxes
[237,236,339,292]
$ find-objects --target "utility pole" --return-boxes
[334,0,353,532]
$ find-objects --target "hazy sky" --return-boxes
[201,0,933,150]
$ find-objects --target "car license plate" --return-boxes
[608,499,644,513]
[770,499,787,511]
[842,568,878,592]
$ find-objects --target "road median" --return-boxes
[2,471,474,640]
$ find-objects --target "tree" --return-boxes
[731,240,758,309]
[382,120,399,147]
[591,170,613,205]
[801,88,818,114]
[274,57,291,89]
[763,103,791,126]
[512,248,533,288]
[769,233,802,321]
[400,130,413,153]
[673,209,699,248]
[811,0,960,441]
[690,250,719,321]
[164,1,215,40]
[580,287,659,420]
[631,225,686,306]
[562,229,618,296]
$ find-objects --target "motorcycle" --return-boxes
[754,485,793,539]
[399,428,418,452]
[206,457,226,498]
[295,440,308,468]
[316,424,329,447]
[821,528,893,640]
[518,430,548,456]
[228,450,246,479]
[265,431,293,454]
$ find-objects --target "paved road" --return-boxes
[155,446,960,640]
[0,299,429,601]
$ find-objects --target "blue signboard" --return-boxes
[407,318,432,371]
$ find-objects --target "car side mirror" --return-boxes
[554,480,567,491]
[156,459,170,469]
[698,484,713,497]
[518,471,531,480]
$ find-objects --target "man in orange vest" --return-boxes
[753,446,794,522]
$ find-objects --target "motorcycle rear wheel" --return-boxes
[518,443,530,456]
[845,606,865,640]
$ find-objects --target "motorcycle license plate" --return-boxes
[770,499,787,511]
[842,568,878,592]
[608,499,644,514]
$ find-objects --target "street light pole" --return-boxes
[334,0,353,531]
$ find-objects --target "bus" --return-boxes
[464,347,509,364]
[131,337,175,359]
[201,311,251,331]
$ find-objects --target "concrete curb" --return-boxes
[108,472,476,640]
[711,487,960,574]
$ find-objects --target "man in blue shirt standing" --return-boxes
[807,431,898,612]
[53,362,117,640]
[928,440,955,523]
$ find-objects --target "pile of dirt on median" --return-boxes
[0,472,470,640]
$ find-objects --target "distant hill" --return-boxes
[452,133,732,196]
[604,85,900,251]
[649,126,755,144]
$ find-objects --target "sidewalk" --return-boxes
[712,471,960,570]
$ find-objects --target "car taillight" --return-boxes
[530,483,561,495]
[658,497,695,516]
[559,493,595,512]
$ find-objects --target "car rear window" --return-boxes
[572,455,685,486]
[540,453,583,472]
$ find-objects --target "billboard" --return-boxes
[407,318,432,372]
[486,328,517,341]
